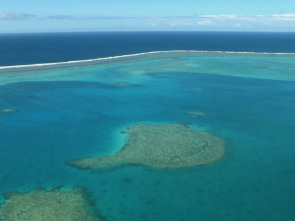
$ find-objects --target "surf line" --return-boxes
[0,50,294,70]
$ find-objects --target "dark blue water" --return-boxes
[1,32,295,66]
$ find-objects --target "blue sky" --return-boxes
[1,0,295,32]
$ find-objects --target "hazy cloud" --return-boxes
[0,13,35,20]
[1,13,295,31]
[191,14,295,29]
[46,15,76,19]
[272,14,295,20]
[42,14,295,30]
[197,20,216,26]
[196,14,295,21]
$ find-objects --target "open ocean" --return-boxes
[1,32,295,66]
[0,32,295,221]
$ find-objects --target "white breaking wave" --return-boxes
[0,50,294,70]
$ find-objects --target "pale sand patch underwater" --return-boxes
[191,87,203,91]
[0,108,17,114]
[68,124,225,170]
[186,111,207,117]
[0,188,104,221]
[120,52,295,81]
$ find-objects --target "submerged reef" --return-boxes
[191,88,203,91]
[0,108,17,114]
[0,188,103,221]
[186,111,207,117]
[69,123,225,170]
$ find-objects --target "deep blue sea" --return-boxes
[1,32,295,66]
[0,32,295,221]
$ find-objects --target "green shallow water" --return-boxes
[0,51,295,221]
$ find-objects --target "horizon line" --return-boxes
[1,30,295,35]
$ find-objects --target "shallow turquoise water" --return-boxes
[0,52,295,220]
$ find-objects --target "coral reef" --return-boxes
[0,188,103,221]
[69,123,225,170]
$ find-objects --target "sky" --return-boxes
[1,0,295,33]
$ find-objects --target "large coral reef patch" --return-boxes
[69,123,225,171]
[0,188,104,221]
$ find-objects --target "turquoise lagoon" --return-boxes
[0,51,295,220]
